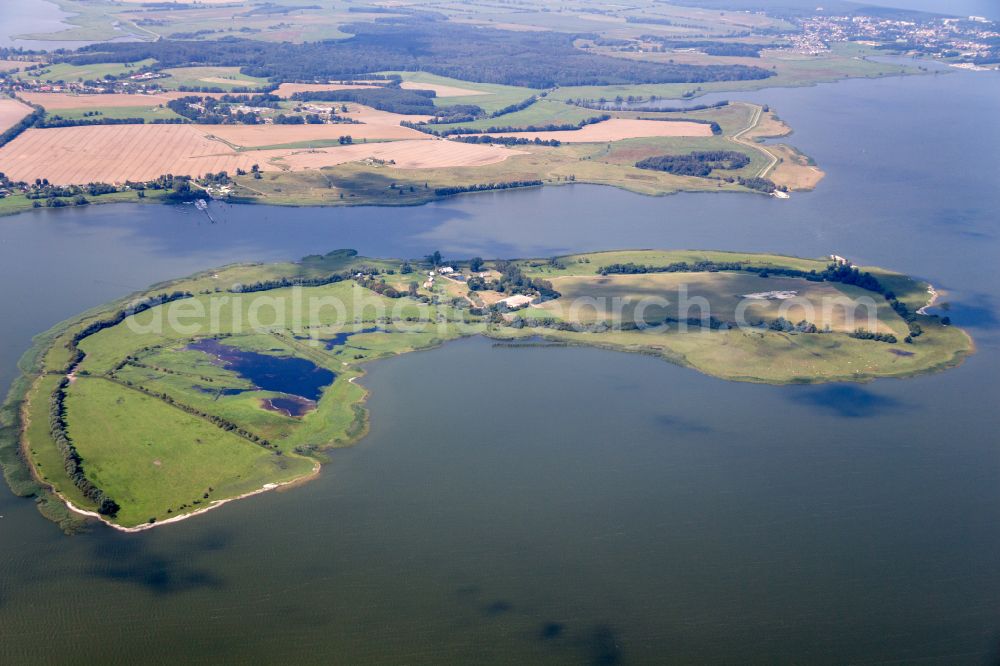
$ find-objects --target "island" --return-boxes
[0,249,972,532]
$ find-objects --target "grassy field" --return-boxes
[382,71,540,113]
[66,376,314,527]
[428,99,600,132]
[159,66,270,91]
[17,59,157,83]
[44,105,184,122]
[532,272,900,332]
[0,190,166,219]
[6,248,971,530]
[549,44,922,102]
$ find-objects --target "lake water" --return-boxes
[0,0,98,51]
[188,338,335,402]
[1,69,999,663]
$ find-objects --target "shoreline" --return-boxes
[916,283,939,315]
[58,461,321,533]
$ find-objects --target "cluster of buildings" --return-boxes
[790,13,999,64]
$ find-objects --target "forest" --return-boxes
[636,151,751,176]
[290,86,443,115]
[64,21,775,88]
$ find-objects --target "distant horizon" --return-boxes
[863,0,997,19]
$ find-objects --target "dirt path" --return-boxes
[729,102,779,179]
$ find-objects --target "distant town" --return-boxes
[791,12,999,68]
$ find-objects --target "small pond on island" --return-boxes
[188,338,335,403]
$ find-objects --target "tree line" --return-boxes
[850,329,898,343]
[404,114,611,137]
[433,180,543,198]
[48,377,121,517]
[0,102,43,148]
[37,116,185,128]
[450,135,561,147]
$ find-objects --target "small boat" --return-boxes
[194,199,208,211]
[772,190,790,199]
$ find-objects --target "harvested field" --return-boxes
[0,126,519,184]
[204,121,429,146]
[275,83,380,98]
[20,91,224,110]
[0,98,33,134]
[0,125,260,184]
[469,118,714,143]
[399,81,490,97]
[0,60,40,72]
[260,139,522,170]
[343,104,434,125]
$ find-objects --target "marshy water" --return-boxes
[0,69,998,663]
[188,338,335,403]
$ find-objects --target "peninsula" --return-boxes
[0,249,971,531]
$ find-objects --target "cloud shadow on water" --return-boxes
[89,537,226,595]
[653,413,715,434]
[787,384,908,419]
[944,294,998,330]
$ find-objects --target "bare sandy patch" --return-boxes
[0,98,33,134]
[399,81,490,97]
[275,83,380,98]
[202,121,429,147]
[767,144,825,192]
[468,118,714,143]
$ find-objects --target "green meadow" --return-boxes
[159,66,270,91]
[44,105,184,122]
[17,59,157,83]
[382,71,540,113]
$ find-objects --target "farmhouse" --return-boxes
[497,294,534,309]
